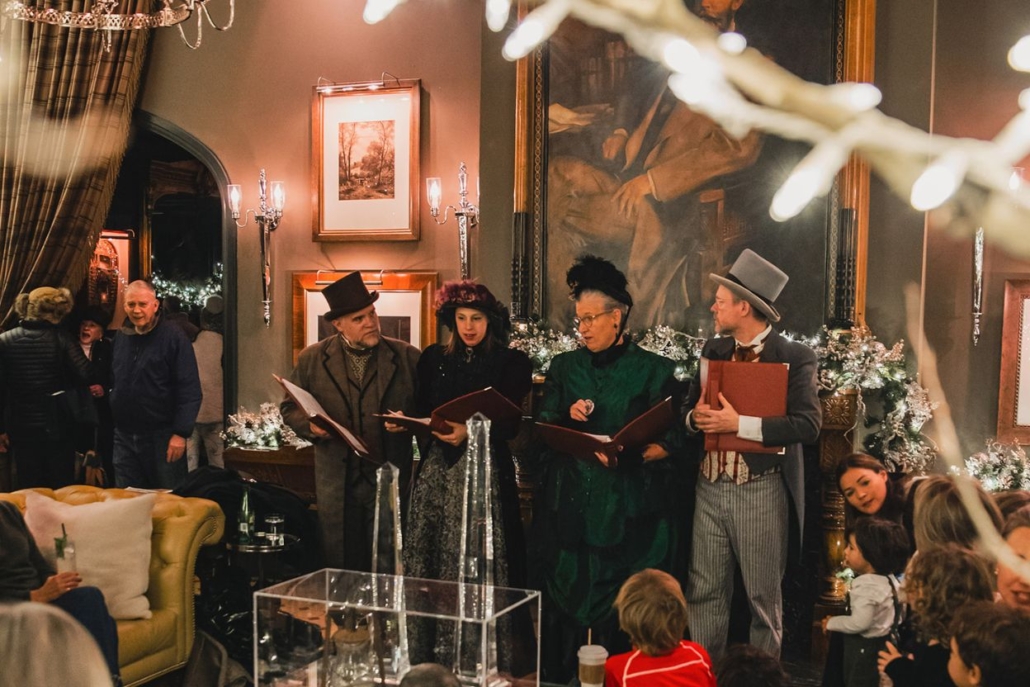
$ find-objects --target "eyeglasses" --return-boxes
[573,309,615,329]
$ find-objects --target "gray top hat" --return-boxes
[710,249,788,323]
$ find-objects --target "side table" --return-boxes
[227,533,300,589]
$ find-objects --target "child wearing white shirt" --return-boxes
[821,517,910,687]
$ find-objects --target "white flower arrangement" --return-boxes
[222,402,307,450]
[952,440,1030,492]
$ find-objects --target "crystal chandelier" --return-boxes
[2,0,234,50]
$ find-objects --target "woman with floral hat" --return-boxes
[403,280,533,663]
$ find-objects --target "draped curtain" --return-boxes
[0,0,151,327]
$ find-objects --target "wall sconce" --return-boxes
[227,169,285,327]
[426,162,479,280]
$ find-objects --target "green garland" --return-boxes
[222,403,306,450]
[510,323,937,474]
[151,263,223,310]
[954,440,1030,492]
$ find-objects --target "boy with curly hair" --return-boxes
[947,601,1030,687]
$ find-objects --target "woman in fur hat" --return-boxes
[0,287,96,488]
[402,280,533,665]
[533,256,688,683]
[73,306,115,484]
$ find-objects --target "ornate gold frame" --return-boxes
[291,270,438,363]
[311,80,422,242]
[997,280,1030,444]
[510,0,874,326]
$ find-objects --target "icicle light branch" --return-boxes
[364,0,1030,258]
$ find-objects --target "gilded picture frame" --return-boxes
[997,279,1030,444]
[291,270,438,364]
[311,80,421,241]
[510,0,874,333]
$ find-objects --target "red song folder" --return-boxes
[274,374,373,460]
[374,387,523,439]
[536,396,676,468]
[699,358,789,454]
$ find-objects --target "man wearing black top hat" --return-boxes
[281,271,420,571]
[680,249,821,661]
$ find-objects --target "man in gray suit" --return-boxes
[681,249,821,660]
[282,271,419,571]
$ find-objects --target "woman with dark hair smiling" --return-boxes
[402,280,532,664]
[995,506,1030,615]
[836,453,908,522]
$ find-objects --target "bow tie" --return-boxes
[734,343,760,363]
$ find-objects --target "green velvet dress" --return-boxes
[533,341,687,637]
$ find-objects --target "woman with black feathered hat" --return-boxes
[403,280,533,665]
[533,256,687,683]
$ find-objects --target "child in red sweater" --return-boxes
[604,569,715,687]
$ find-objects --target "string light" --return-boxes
[1008,35,1030,72]
[717,31,747,55]
[826,82,882,112]
[770,140,851,221]
[363,0,404,25]
[661,36,701,72]
[485,0,512,32]
[502,0,571,60]
[910,153,968,211]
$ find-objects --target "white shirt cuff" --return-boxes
[684,410,699,434]
[738,415,763,442]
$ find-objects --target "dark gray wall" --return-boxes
[869,0,1030,455]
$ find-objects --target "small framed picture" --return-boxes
[997,279,1030,444]
[292,270,438,363]
[311,80,421,241]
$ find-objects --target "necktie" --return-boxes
[734,344,760,363]
[345,346,373,380]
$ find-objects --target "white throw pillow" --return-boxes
[24,491,155,620]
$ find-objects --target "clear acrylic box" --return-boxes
[254,569,541,686]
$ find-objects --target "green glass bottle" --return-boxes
[238,485,255,543]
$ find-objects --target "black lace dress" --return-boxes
[403,341,532,666]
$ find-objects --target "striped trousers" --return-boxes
[686,471,789,661]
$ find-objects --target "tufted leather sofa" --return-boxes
[0,486,225,686]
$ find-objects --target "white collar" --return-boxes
[736,325,772,349]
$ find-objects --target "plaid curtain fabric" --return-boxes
[0,1,151,327]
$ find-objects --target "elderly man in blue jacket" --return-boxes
[110,280,201,489]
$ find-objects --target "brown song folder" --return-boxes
[699,357,789,454]
[274,374,373,460]
[374,387,523,439]
[536,396,676,468]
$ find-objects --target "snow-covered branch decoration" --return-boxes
[365,0,1030,259]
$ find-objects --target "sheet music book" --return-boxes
[536,396,676,468]
[374,387,523,439]
[699,358,789,455]
[274,374,373,459]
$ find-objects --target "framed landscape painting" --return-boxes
[311,80,421,241]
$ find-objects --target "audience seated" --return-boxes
[947,601,1030,687]
[713,644,790,687]
[0,499,119,683]
[997,505,1030,615]
[604,568,715,687]
[0,602,114,687]
[877,545,995,687]
[992,489,1030,522]
[399,663,461,687]
[911,475,1003,552]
